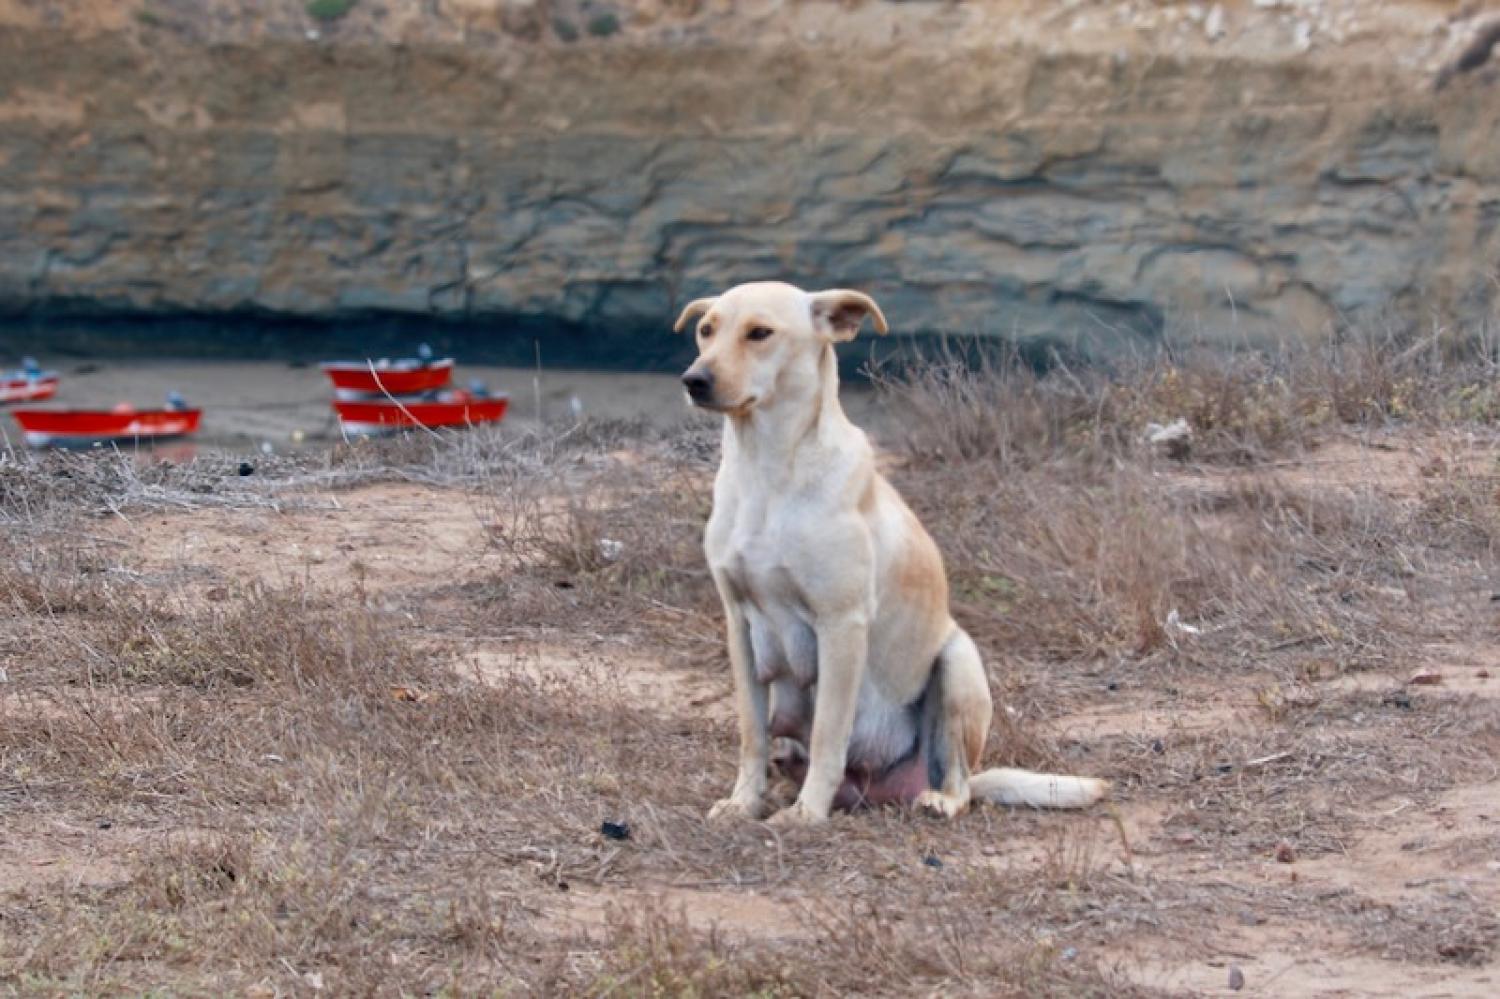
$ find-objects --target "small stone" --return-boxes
[1476,669,1490,679]
[1151,738,1166,754]
[600,820,630,841]
[1274,840,1296,863]
[238,462,255,476]
[1408,668,1444,686]
[1229,965,1246,990]
[922,854,943,869]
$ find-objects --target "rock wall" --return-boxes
[2,0,1498,356]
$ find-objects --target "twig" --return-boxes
[367,358,445,443]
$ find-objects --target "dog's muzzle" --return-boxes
[681,367,714,405]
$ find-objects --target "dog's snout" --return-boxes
[681,368,714,402]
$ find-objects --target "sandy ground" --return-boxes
[2,358,878,454]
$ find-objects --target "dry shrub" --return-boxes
[132,831,253,910]
[587,897,1141,998]
[0,532,118,616]
[875,326,1500,467]
[1417,455,1500,552]
[871,350,1113,466]
[95,585,398,690]
[903,460,1410,683]
[485,446,720,641]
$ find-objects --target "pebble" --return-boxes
[1229,965,1246,990]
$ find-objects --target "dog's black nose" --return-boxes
[681,369,713,402]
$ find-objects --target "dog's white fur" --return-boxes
[675,281,1107,825]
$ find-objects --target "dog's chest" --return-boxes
[710,500,820,685]
[709,498,809,608]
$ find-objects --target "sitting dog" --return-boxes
[675,281,1107,826]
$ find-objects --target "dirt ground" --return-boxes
[3,352,1500,995]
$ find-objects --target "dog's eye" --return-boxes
[698,325,714,340]
[746,326,774,342]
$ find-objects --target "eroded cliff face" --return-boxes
[1,0,1497,353]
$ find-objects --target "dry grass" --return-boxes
[4,338,1500,993]
[873,324,1500,466]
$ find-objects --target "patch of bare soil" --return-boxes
[112,481,491,597]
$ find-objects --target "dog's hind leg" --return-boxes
[915,628,1108,815]
[913,627,991,819]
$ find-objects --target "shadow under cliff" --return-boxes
[0,308,1079,381]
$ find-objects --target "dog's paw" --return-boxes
[765,801,827,828]
[708,796,766,822]
[914,789,970,820]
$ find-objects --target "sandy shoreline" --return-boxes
[3,358,877,454]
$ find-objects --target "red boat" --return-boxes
[333,390,509,436]
[11,405,202,448]
[1,373,59,404]
[320,357,454,400]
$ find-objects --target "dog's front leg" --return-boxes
[767,612,866,826]
[708,598,771,821]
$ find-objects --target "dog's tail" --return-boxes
[969,768,1108,809]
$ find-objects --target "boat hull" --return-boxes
[321,359,454,399]
[1,375,59,404]
[11,408,202,447]
[334,397,508,435]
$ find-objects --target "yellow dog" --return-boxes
[676,281,1107,826]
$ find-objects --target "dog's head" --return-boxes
[673,282,888,415]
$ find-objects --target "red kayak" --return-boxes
[333,391,508,435]
[1,373,59,404]
[11,406,202,447]
[321,358,454,400]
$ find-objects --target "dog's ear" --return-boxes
[809,289,889,342]
[672,297,717,333]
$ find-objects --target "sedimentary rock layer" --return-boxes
[2,0,1496,350]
